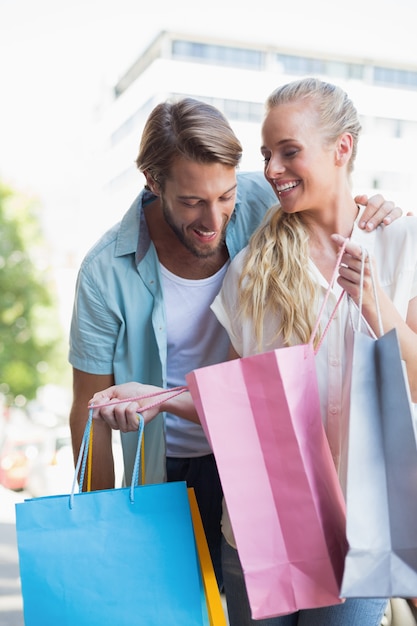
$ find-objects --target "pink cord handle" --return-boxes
[89,241,350,408]
[309,238,349,354]
[88,385,189,412]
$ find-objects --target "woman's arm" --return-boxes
[332,234,417,401]
[89,342,243,432]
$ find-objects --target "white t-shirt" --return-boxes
[211,214,417,546]
[161,262,230,457]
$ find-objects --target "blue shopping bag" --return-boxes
[16,414,209,626]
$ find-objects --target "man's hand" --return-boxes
[89,382,164,432]
[355,194,403,231]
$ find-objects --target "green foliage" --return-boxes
[0,183,69,406]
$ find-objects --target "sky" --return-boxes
[0,0,416,328]
[1,0,416,209]
[1,0,416,194]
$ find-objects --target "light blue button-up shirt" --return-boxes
[69,170,277,484]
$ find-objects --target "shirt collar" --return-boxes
[114,188,156,260]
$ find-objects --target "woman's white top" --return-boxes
[211,214,417,546]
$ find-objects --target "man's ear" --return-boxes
[335,133,353,166]
[144,170,160,195]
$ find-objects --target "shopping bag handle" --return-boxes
[86,385,189,490]
[129,414,145,502]
[69,410,147,508]
[70,410,93,508]
[70,386,189,508]
[88,385,189,413]
[350,246,384,337]
[310,238,348,354]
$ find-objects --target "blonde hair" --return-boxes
[238,78,361,349]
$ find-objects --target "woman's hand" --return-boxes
[332,234,417,400]
[331,234,380,311]
[89,382,165,432]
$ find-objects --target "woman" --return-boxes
[90,79,417,625]
[206,77,417,625]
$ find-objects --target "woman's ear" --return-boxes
[335,133,353,166]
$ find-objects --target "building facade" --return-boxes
[81,30,417,253]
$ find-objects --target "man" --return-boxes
[69,97,401,587]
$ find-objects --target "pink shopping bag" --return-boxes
[186,249,348,620]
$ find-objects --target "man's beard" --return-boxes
[161,197,227,259]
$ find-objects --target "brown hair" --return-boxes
[136,98,242,189]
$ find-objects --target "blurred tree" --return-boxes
[0,182,68,406]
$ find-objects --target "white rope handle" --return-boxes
[355,247,384,337]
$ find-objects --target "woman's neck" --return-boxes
[304,197,359,282]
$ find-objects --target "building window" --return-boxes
[370,116,417,139]
[171,40,264,70]
[326,60,363,80]
[276,54,324,75]
[222,99,264,122]
[371,171,402,189]
[373,66,417,89]
[171,93,264,124]
[275,54,364,80]
[401,119,417,140]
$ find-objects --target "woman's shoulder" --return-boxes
[373,216,417,282]
[376,214,417,249]
[228,245,250,274]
